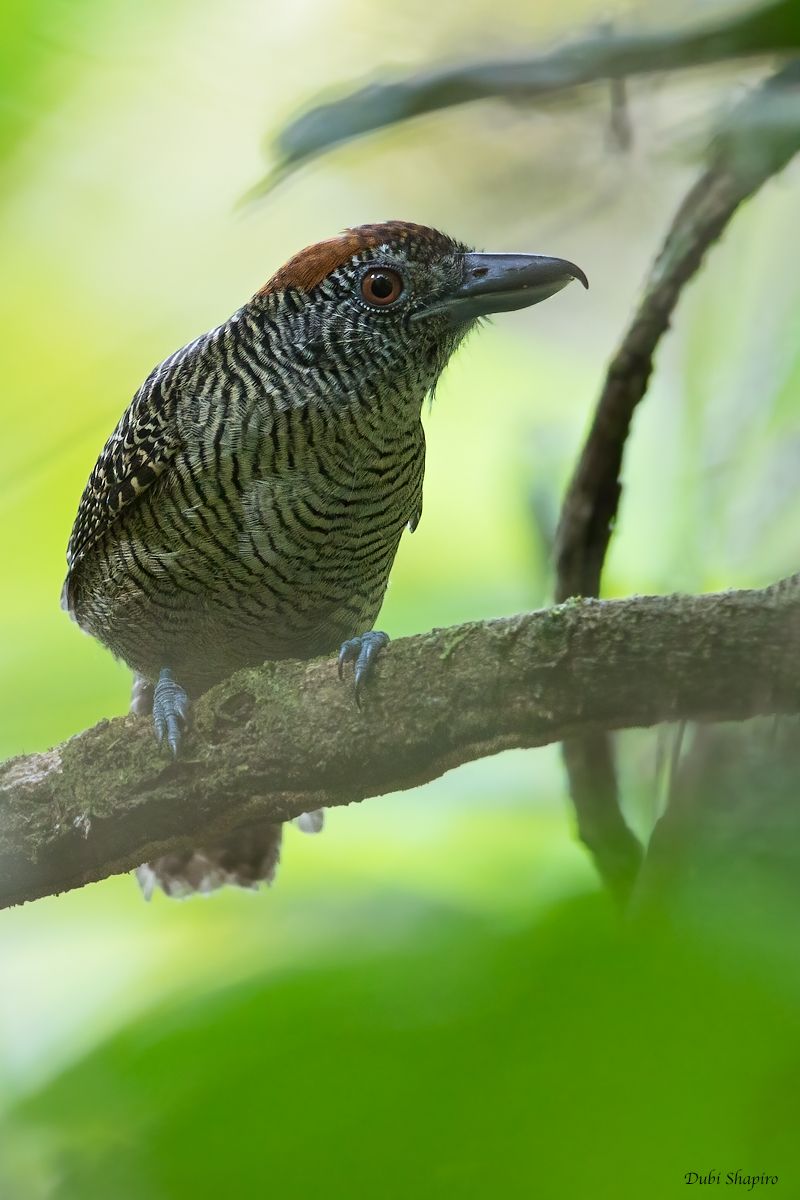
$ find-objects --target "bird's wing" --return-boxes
[64,345,196,580]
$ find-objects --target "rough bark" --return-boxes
[2,578,800,909]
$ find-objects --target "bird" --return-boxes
[62,221,586,897]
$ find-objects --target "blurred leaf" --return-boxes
[254,0,800,196]
[710,56,800,179]
[637,718,800,953]
[3,892,800,1198]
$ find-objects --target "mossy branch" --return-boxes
[2,578,800,908]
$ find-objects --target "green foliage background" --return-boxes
[3,0,800,1194]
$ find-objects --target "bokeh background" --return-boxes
[3,0,800,1194]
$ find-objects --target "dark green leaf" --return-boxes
[4,885,800,1198]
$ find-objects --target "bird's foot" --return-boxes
[153,668,188,756]
[337,630,389,707]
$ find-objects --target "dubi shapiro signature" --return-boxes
[685,1172,778,1188]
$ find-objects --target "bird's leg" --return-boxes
[337,630,389,707]
[153,668,189,756]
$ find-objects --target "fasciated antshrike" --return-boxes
[63,221,586,896]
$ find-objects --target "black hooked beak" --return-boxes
[413,253,588,325]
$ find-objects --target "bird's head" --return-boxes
[250,221,587,401]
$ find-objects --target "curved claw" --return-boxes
[337,631,389,707]
[153,668,189,756]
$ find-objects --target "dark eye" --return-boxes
[361,268,403,307]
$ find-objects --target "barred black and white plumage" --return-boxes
[63,220,586,896]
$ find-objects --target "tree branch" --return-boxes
[554,60,800,603]
[551,61,800,900]
[253,0,800,194]
[2,579,800,909]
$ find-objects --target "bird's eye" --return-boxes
[361,269,403,307]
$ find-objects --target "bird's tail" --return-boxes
[130,674,323,899]
[136,820,284,900]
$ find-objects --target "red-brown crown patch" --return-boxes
[257,222,444,297]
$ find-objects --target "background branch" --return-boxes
[554,61,800,603]
[552,60,800,901]
[3,579,800,909]
[253,0,800,194]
